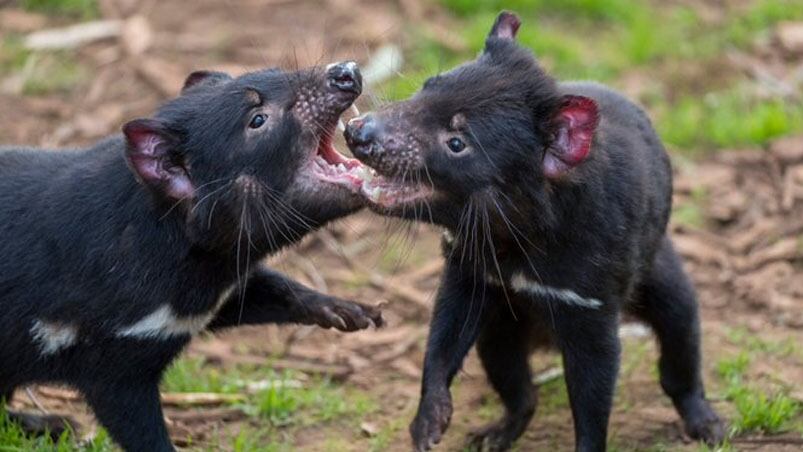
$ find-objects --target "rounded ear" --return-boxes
[488,11,521,40]
[543,95,599,180]
[181,70,232,94]
[123,119,194,201]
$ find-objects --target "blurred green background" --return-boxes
[379,0,803,154]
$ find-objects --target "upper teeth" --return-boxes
[365,185,382,202]
[352,165,376,182]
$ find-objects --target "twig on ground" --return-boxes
[25,20,122,50]
[24,387,50,414]
[270,357,353,381]
[161,393,245,407]
[731,436,803,445]
[165,407,247,423]
[532,367,563,386]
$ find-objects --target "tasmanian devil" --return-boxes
[0,61,383,451]
[344,12,725,452]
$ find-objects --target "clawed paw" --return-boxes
[466,424,514,451]
[685,413,726,445]
[410,392,453,451]
[680,397,727,446]
[305,296,384,332]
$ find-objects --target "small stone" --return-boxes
[360,421,379,437]
[776,21,803,55]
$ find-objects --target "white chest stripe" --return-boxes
[116,285,236,340]
[31,320,78,355]
[488,272,603,309]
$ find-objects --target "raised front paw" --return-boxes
[301,295,383,332]
[410,391,453,451]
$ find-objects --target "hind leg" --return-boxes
[2,385,77,440]
[467,308,536,451]
[632,236,724,444]
[80,379,173,452]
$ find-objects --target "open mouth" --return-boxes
[308,129,432,207]
[305,107,432,209]
[307,106,377,192]
[358,170,433,209]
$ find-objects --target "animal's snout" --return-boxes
[344,115,379,160]
[327,61,362,95]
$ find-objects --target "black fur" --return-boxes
[345,12,724,452]
[0,63,381,451]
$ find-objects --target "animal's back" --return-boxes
[560,81,673,274]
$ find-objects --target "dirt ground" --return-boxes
[1,0,801,451]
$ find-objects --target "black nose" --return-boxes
[344,115,378,159]
[327,61,362,95]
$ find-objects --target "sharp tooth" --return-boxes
[349,105,360,117]
[337,119,345,132]
[337,163,346,172]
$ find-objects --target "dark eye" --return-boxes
[249,114,267,129]
[447,137,466,153]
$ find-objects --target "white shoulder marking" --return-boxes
[31,320,78,355]
[117,285,236,340]
[506,272,603,309]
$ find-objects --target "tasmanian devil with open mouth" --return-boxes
[344,12,725,452]
[0,61,382,451]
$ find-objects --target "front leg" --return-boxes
[411,264,491,451]
[552,304,621,452]
[209,267,382,332]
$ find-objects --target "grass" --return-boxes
[161,356,243,394]
[21,53,86,96]
[0,356,379,451]
[715,352,801,435]
[538,376,570,414]
[672,186,707,228]
[653,86,803,151]
[726,0,803,47]
[0,37,32,77]
[164,357,377,428]
[0,37,87,96]
[21,0,98,18]
[0,406,113,452]
[368,418,405,452]
[724,327,800,358]
[728,387,800,434]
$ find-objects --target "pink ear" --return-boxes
[543,96,599,179]
[123,119,194,201]
[489,11,521,40]
[181,70,232,93]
